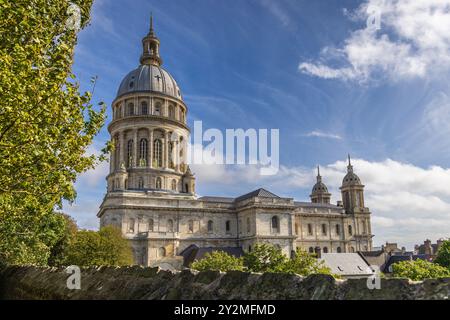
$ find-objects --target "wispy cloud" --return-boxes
[300,0,450,83]
[304,130,343,140]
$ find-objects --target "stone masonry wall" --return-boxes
[0,265,449,300]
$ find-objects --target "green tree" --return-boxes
[243,244,287,273]
[48,213,78,266]
[434,240,450,270]
[191,251,245,272]
[282,248,333,276]
[0,1,107,264]
[64,226,133,267]
[392,259,450,281]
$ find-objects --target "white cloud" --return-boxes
[305,130,342,140]
[300,0,450,82]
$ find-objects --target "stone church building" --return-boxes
[98,18,374,267]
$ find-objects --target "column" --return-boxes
[119,131,125,168]
[110,136,115,172]
[149,129,154,168]
[133,129,138,167]
[175,141,180,172]
[164,131,169,169]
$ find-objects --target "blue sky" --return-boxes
[66,0,450,249]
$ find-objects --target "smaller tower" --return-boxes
[182,166,196,194]
[340,155,365,214]
[140,13,163,66]
[310,166,331,204]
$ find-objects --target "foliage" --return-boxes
[392,259,450,281]
[434,240,450,270]
[191,244,333,277]
[191,251,245,272]
[281,248,333,276]
[243,244,288,273]
[0,210,70,265]
[64,226,133,267]
[0,0,107,264]
[48,213,78,266]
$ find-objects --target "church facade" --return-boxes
[97,18,374,266]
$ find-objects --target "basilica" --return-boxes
[98,17,374,267]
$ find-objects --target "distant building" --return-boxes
[414,239,447,255]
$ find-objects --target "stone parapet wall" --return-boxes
[0,265,449,300]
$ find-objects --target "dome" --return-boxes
[117,64,182,100]
[342,172,361,186]
[312,181,329,194]
[342,155,362,186]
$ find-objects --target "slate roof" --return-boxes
[235,188,280,202]
[199,188,280,204]
[319,253,375,278]
[179,244,244,267]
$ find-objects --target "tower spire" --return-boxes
[317,165,322,182]
[347,154,353,172]
[149,12,154,35]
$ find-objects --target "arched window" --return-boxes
[128,218,135,233]
[138,177,144,189]
[167,219,174,232]
[307,224,313,235]
[127,139,133,167]
[225,221,231,233]
[188,220,194,233]
[323,247,328,253]
[207,220,213,233]
[154,103,161,115]
[185,183,189,193]
[124,178,128,189]
[111,180,115,191]
[139,139,148,166]
[155,177,162,189]
[348,225,353,236]
[148,219,154,232]
[153,139,162,168]
[171,179,177,191]
[169,105,175,119]
[337,247,342,253]
[271,216,279,233]
[127,103,134,116]
[350,246,355,253]
[322,224,327,236]
[295,223,299,235]
[158,247,166,258]
[309,247,314,254]
[141,101,148,115]
[246,217,251,233]
[336,224,341,236]
[168,141,174,168]
[345,192,351,210]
